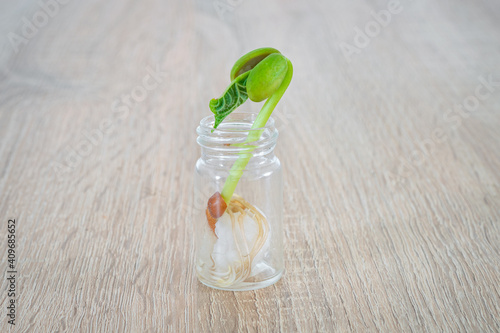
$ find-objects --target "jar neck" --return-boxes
[196,113,278,163]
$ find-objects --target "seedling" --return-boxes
[206,47,293,228]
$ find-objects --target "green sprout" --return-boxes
[206,47,293,223]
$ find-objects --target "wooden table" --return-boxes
[1,0,499,331]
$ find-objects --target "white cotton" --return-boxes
[211,210,268,277]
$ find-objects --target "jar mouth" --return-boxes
[198,112,275,134]
[196,112,278,157]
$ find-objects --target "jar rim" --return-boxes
[196,112,278,156]
[197,112,275,134]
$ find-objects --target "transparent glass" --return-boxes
[194,112,284,291]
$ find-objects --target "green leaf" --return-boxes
[209,72,250,129]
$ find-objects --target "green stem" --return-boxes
[220,59,293,203]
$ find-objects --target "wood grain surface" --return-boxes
[1,0,500,332]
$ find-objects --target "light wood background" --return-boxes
[1,0,500,332]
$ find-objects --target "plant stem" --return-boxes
[220,59,293,203]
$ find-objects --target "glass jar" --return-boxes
[194,112,284,291]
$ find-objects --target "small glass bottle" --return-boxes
[194,112,284,291]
